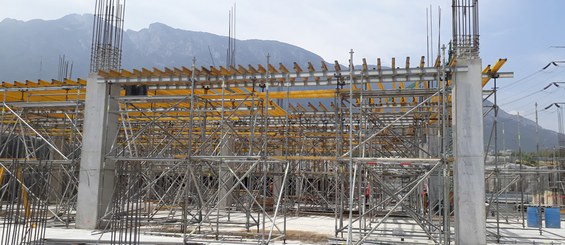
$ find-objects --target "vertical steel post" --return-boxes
[535,102,543,235]
[347,49,355,244]
[494,77,501,242]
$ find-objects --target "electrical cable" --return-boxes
[499,61,563,91]
[499,89,544,107]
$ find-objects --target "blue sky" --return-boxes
[1,0,565,132]
[479,0,565,133]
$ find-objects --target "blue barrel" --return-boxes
[527,207,540,228]
[545,207,561,228]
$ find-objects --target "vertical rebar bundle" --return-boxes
[452,0,479,58]
[0,161,52,244]
[90,0,126,73]
[109,160,142,245]
[58,55,73,81]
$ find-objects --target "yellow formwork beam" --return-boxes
[260,89,335,99]
[0,89,85,103]
[482,58,507,87]
[149,88,335,100]
[0,167,4,193]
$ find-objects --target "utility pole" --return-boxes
[536,102,539,154]
[518,112,524,228]
[554,147,557,205]
[502,122,506,151]
[535,102,542,235]
[494,77,500,242]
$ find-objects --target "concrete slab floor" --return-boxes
[2,216,564,244]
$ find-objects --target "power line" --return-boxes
[506,87,562,110]
[499,89,544,106]
[499,61,564,91]
[500,81,563,107]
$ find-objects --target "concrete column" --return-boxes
[48,165,64,204]
[418,131,428,159]
[272,149,283,205]
[218,135,234,209]
[48,140,64,204]
[428,173,443,215]
[452,58,486,244]
[76,74,119,229]
[421,128,439,158]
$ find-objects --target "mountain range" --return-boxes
[0,14,560,152]
[0,14,323,82]
[483,100,559,153]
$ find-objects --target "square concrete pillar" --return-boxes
[452,58,486,244]
[76,74,120,229]
[218,135,235,209]
[272,149,283,205]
